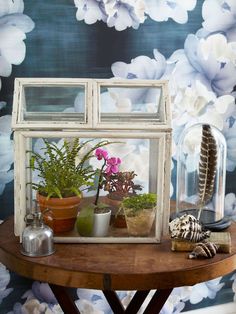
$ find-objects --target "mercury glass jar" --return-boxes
[176,123,227,226]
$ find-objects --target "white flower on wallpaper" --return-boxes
[74,0,107,25]
[172,82,236,160]
[76,289,127,314]
[0,263,13,305]
[0,0,24,16]
[111,50,174,108]
[145,0,197,24]
[9,282,62,314]
[74,0,146,31]
[10,300,63,314]
[172,81,213,128]
[225,193,236,220]
[76,299,104,314]
[74,0,196,31]
[104,0,146,31]
[187,278,224,304]
[202,0,236,41]
[0,0,34,79]
[0,0,34,76]
[169,33,236,96]
[112,50,168,80]
[0,115,14,195]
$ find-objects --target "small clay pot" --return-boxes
[113,213,127,228]
[37,193,82,233]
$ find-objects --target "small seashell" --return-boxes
[176,228,211,242]
[188,242,219,259]
[169,214,211,242]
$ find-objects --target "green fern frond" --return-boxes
[28,138,114,199]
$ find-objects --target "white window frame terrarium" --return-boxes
[12,78,172,243]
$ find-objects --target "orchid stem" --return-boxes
[94,161,106,206]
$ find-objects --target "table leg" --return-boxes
[103,288,173,314]
[50,284,81,314]
[125,290,150,313]
[143,288,173,314]
[50,285,172,314]
[103,290,125,313]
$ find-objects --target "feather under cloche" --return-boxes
[169,214,211,242]
[176,123,226,227]
[188,242,219,259]
[197,124,218,220]
[198,124,217,207]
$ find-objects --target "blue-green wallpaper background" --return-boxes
[1,0,236,313]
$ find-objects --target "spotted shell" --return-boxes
[169,214,211,242]
[188,242,219,259]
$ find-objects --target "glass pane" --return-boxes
[99,85,163,123]
[23,85,86,122]
[26,136,160,241]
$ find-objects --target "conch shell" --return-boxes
[188,242,219,259]
[169,214,211,242]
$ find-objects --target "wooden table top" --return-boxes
[0,217,236,291]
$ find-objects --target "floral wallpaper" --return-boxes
[0,0,236,313]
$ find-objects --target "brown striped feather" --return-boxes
[198,124,217,206]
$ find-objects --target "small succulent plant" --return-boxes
[122,193,157,215]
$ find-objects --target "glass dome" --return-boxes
[176,123,226,226]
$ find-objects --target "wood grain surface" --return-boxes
[0,217,236,291]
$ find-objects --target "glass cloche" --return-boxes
[176,123,227,227]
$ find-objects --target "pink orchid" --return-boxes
[95,148,108,161]
[105,157,121,175]
[94,147,121,205]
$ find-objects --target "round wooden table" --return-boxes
[0,217,236,314]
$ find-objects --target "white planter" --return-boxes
[92,210,111,237]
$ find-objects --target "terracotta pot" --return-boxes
[103,192,135,228]
[103,193,126,228]
[113,213,127,228]
[37,193,82,233]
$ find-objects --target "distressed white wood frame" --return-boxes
[12,78,93,129]
[14,130,171,243]
[12,78,172,243]
[93,79,171,130]
[12,78,171,131]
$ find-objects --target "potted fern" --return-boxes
[121,193,157,236]
[29,138,110,233]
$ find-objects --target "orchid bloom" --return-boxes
[95,148,108,160]
[94,147,121,205]
[105,157,121,175]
